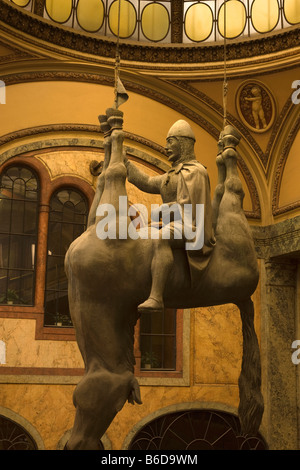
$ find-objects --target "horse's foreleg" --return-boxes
[236,298,264,435]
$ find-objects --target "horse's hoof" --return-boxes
[138,297,164,315]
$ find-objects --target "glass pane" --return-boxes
[0,269,8,303]
[17,271,34,305]
[141,2,170,42]
[48,223,62,256]
[185,3,213,42]
[284,0,300,24]
[163,335,176,368]
[45,0,73,23]
[109,0,137,38]
[10,200,24,233]
[24,201,38,234]
[251,0,279,33]
[7,269,33,305]
[0,174,13,192]
[12,178,26,199]
[0,234,9,267]
[140,308,176,370]
[46,255,59,289]
[9,235,33,269]
[61,222,76,251]
[63,201,76,223]
[218,0,247,38]
[11,0,30,6]
[56,189,71,205]
[77,0,105,32]
[0,199,12,233]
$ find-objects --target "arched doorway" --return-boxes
[127,409,268,450]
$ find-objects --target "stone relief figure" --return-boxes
[237,81,275,133]
[244,86,267,130]
[64,107,264,450]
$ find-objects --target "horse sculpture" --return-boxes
[64,106,264,450]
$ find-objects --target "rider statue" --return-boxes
[125,119,216,315]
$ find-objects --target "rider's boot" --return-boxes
[137,239,173,315]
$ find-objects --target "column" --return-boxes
[261,258,298,449]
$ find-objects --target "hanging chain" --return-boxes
[223,0,228,130]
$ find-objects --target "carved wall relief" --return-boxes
[236,81,276,133]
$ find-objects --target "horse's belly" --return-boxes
[66,229,153,304]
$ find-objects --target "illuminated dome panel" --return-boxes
[11,0,300,44]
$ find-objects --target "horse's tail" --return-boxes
[237,298,264,435]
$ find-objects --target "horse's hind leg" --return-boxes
[236,298,264,435]
[212,132,226,231]
[221,125,245,211]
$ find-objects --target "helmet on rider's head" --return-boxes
[167,120,196,142]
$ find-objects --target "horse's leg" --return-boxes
[212,132,226,232]
[220,127,263,434]
[66,110,140,450]
[66,362,141,450]
[236,298,264,435]
[221,125,245,209]
[97,108,128,209]
[87,115,112,227]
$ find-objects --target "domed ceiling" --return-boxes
[10,0,300,44]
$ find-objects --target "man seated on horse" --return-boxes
[126,119,216,315]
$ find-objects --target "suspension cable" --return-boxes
[223,0,228,130]
[114,0,122,108]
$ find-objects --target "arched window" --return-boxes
[44,188,88,327]
[128,409,268,450]
[0,414,38,450]
[0,166,39,306]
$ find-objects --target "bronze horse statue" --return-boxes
[64,107,264,450]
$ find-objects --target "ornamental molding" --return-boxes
[0,120,260,219]
[272,113,300,217]
[0,0,299,75]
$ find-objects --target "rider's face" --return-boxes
[165,137,181,163]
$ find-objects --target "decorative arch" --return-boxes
[271,106,300,216]
[0,116,261,220]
